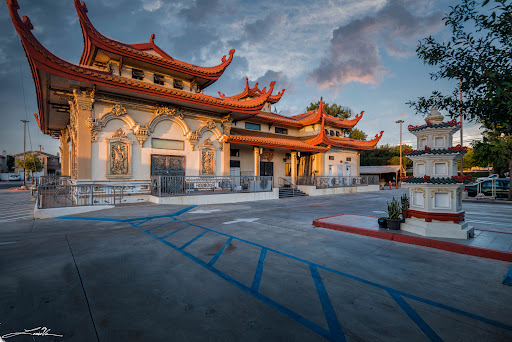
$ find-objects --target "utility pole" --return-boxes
[21,119,29,188]
[460,77,464,175]
[395,120,406,178]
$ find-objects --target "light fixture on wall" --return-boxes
[259,148,263,154]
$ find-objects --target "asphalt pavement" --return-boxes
[0,189,511,341]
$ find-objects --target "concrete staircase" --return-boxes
[278,187,309,198]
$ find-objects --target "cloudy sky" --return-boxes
[0,0,484,156]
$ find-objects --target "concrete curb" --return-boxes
[313,214,512,262]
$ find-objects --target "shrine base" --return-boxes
[401,217,475,240]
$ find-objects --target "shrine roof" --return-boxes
[226,128,329,153]
[408,119,461,132]
[301,100,383,151]
[403,177,462,184]
[218,77,285,104]
[74,0,233,87]
[7,0,275,133]
[404,146,468,156]
[250,99,364,129]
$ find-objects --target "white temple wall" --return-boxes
[323,150,359,177]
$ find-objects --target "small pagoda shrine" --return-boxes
[401,108,474,239]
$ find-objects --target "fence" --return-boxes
[151,176,273,197]
[313,175,379,188]
[37,184,123,209]
[38,175,71,186]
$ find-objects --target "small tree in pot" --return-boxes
[386,197,402,230]
[400,193,409,222]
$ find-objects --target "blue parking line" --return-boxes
[160,225,190,239]
[180,230,208,250]
[172,205,198,217]
[57,216,123,222]
[251,248,267,292]
[144,219,176,232]
[208,237,233,267]
[310,265,346,342]
[388,290,443,342]
[503,265,512,286]
[59,214,512,339]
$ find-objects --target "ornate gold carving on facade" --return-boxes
[187,131,199,151]
[135,128,149,148]
[85,117,95,130]
[72,88,95,111]
[205,119,216,129]
[261,149,274,161]
[200,138,215,175]
[154,105,176,117]
[111,104,127,116]
[221,115,233,135]
[107,129,133,179]
[411,188,426,198]
[91,130,98,142]
[430,189,453,198]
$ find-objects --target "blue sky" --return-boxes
[0,0,484,156]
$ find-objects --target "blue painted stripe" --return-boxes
[144,219,176,232]
[131,223,332,341]
[172,205,198,217]
[310,265,346,342]
[57,216,123,222]
[502,265,512,286]
[160,225,190,239]
[180,230,208,250]
[172,219,512,332]
[208,237,233,267]
[388,290,443,342]
[251,248,267,292]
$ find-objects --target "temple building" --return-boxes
[8,0,383,203]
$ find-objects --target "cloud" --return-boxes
[141,0,162,12]
[229,13,287,47]
[178,0,221,23]
[253,70,293,94]
[308,0,443,90]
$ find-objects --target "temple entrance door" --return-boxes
[151,155,185,195]
[260,162,273,177]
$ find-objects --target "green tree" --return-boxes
[347,128,367,140]
[472,134,512,178]
[16,154,43,183]
[6,155,15,172]
[306,101,367,139]
[306,101,352,119]
[407,0,512,199]
[360,144,412,169]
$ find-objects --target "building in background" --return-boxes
[13,151,60,179]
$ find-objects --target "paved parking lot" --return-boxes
[1,190,511,341]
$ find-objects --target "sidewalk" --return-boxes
[313,214,512,262]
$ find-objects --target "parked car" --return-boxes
[8,174,21,181]
[476,174,498,182]
[465,178,510,197]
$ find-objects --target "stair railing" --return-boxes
[278,177,295,188]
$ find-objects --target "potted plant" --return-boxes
[386,197,402,230]
[400,193,409,222]
[378,217,387,228]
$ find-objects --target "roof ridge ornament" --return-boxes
[150,33,155,43]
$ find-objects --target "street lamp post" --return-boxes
[21,119,29,188]
[396,120,406,178]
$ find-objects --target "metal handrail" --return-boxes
[37,184,124,209]
[278,177,295,188]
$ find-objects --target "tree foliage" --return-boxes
[6,155,15,172]
[360,144,412,169]
[16,154,43,179]
[347,128,367,140]
[306,101,352,119]
[407,0,512,135]
[472,134,512,177]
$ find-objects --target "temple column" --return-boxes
[253,147,260,177]
[222,142,230,176]
[356,152,360,176]
[314,152,324,177]
[71,89,94,180]
[59,129,69,177]
[291,151,297,185]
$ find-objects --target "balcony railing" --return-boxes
[37,184,124,209]
[151,175,273,197]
